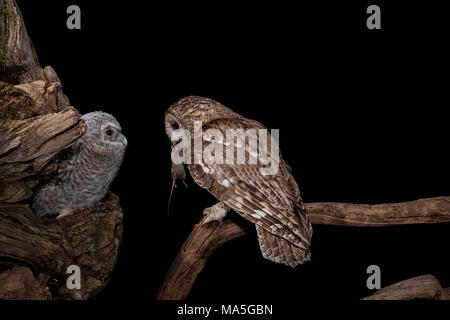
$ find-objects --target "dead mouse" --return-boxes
[167,162,187,215]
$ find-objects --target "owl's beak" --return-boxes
[122,135,128,147]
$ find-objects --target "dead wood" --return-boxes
[156,197,450,300]
[306,197,450,226]
[0,80,123,301]
[0,192,123,299]
[0,106,85,183]
[0,266,52,300]
[0,0,42,84]
[362,275,450,300]
[0,98,123,299]
[156,216,248,300]
[0,0,124,299]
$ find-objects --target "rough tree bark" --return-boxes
[0,0,124,300]
[0,192,123,300]
[362,275,450,300]
[156,198,450,300]
[1,0,43,84]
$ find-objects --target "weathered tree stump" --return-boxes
[0,0,124,300]
[0,192,123,300]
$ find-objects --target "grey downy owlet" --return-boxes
[32,111,127,219]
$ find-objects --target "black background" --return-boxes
[12,0,450,310]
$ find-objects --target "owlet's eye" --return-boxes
[105,129,113,136]
[172,122,179,130]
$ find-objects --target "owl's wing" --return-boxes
[187,117,312,267]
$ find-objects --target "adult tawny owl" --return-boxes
[32,111,127,219]
[165,96,312,267]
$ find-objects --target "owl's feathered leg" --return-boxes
[56,208,75,219]
[202,202,230,224]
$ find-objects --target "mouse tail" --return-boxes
[167,180,176,216]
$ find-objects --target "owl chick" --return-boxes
[32,111,127,219]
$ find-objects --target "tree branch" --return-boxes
[0,106,85,182]
[156,217,248,300]
[156,196,450,300]
[362,275,450,300]
[306,197,450,226]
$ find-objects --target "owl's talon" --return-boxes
[202,202,229,224]
[56,208,74,219]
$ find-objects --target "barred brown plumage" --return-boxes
[165,96,312,267]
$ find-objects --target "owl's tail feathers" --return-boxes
[255,225,311,268]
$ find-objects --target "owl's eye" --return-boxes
[172,122,179,130]
[105,129,113,136]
